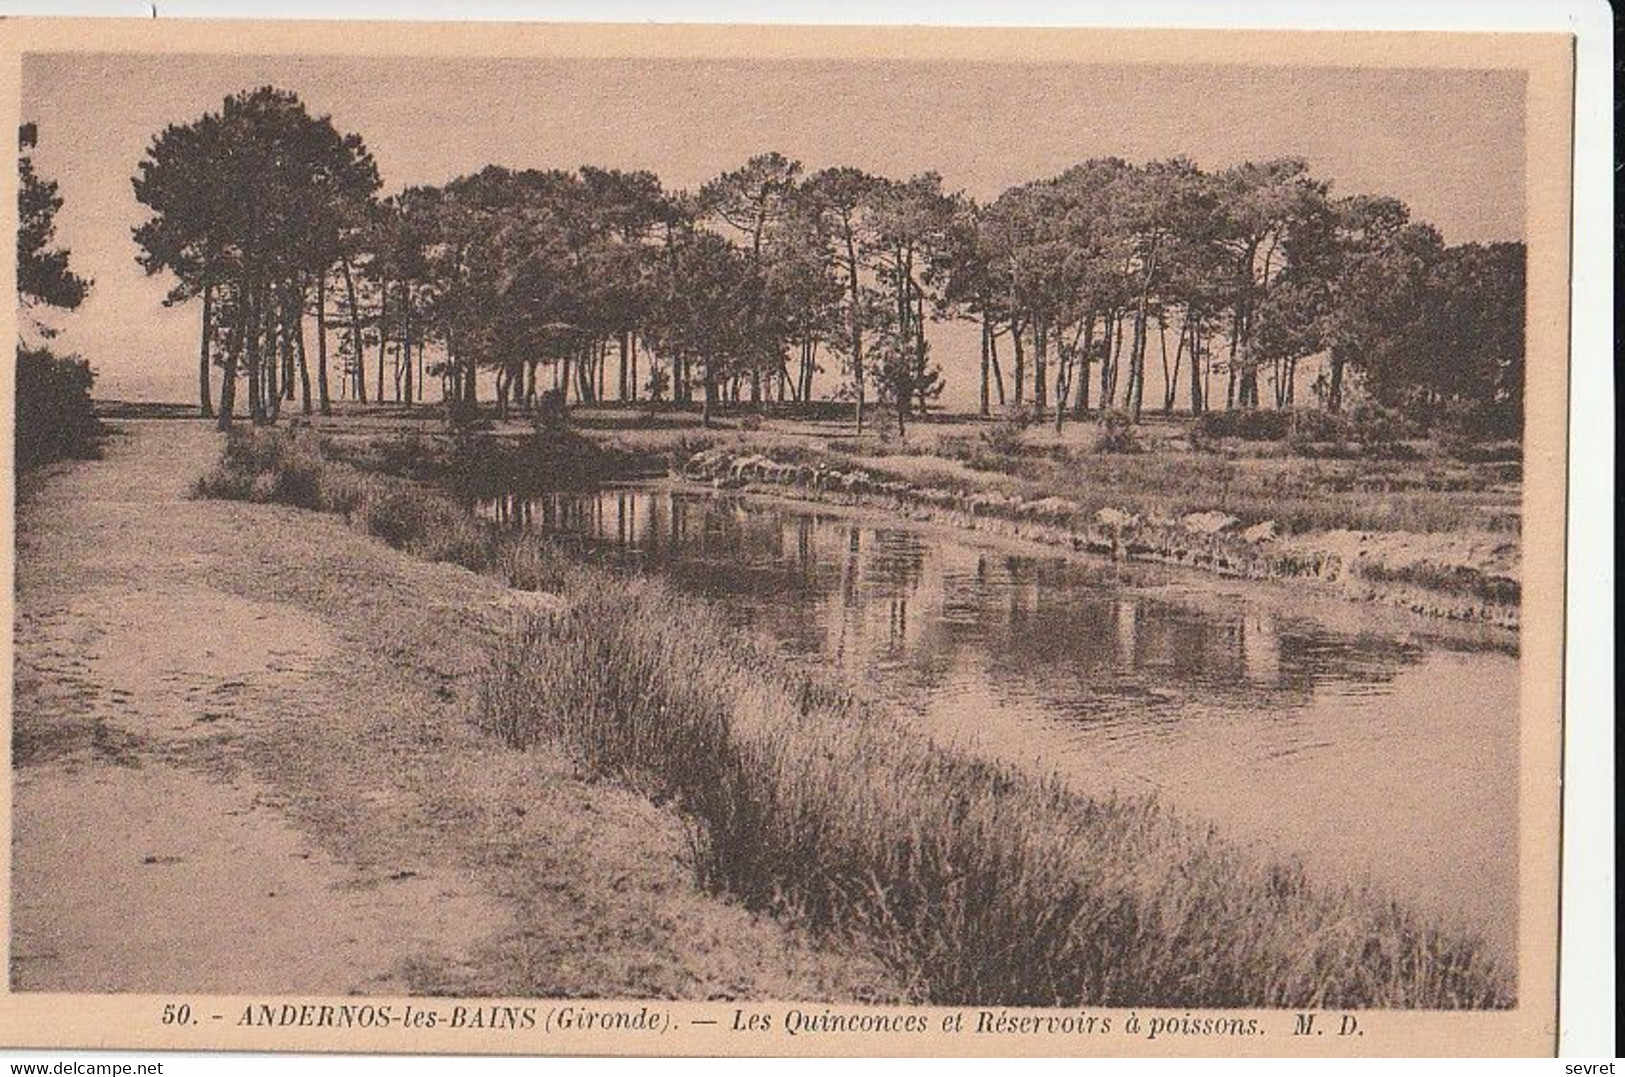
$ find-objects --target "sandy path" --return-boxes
[11,419,889,999]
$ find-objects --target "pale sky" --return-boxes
[20,52,1526,407]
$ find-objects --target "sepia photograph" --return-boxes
[0,15,1584,1057]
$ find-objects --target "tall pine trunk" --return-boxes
[1127,308,1146,421]
[989,327,1006,406]
[1033,319,1047,419]
[279,285,296,403]
[265,289,284,423]
[913,291,929,418]
[376,275,388,407]
[401,285,414,407]
[1011,316,1025,406]
[340,255,366,403]
[1187,318,1205,415]
[1161,312,1178,414]
[1102,312,1125,409]
[294,285,312,416]
[246,286,265,425]
[316,272,331,415]
[216,280,243,431]
[1073,314,1094,418]
[1053,333,1070,435]
[844,228,864,437]
[1327,351,1347,412]
[198,279,215,418]
[979,316,991,417]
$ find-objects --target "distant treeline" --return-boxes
[130,86,1525,436]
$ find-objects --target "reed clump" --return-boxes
[480,579,1512,1010]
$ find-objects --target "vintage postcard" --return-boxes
[1,16,1575,1057]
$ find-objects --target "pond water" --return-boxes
[484,484,1520,962]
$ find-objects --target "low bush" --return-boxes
[1194,408,1293,442]
[1360,559,1520,607]
[1092,409,1142,454]
[359,487,437,548]
[534,388,569,432]
[1185,419,1220,454]
[660,431,727,471]
[1348,402,1417,458]
[443,397,493,432]
[1287,407,1354,443]
[978,405,1033,457]
[1431,400,1521,461]
[194,425,324,508]
[374,431,437,481]
[1193,406,1422,459]
[14,345,103,469]
[333,423,643,497]
[316,466,386,517]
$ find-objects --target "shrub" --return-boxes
[192,454,255,501]
[318,467,385,518]
[443,397,492,432]
[1186,419,1220,454]
[979,405,1033,456]
[1285,408,1355,456]
[266,437,325,509]
[411,507,494,570]
[1288,408,1353,442]
[443,429,499,489]
[1348,402,1414,457]
[1194,408,1292,442]
[375,431,435,479]
[663,431,726,471]
[358,487,433,548]
[642,367,671,403]
[1431,400,1520,461]
[1093,409,1142,454]
[14,345,102,469]
[1430,404,1478,461]
[738,412,764,432]
[534,388,569,432]
[193,427,324,508]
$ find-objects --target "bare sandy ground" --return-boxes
[11,419,891,999]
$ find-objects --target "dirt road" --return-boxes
[10,419,888,999]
